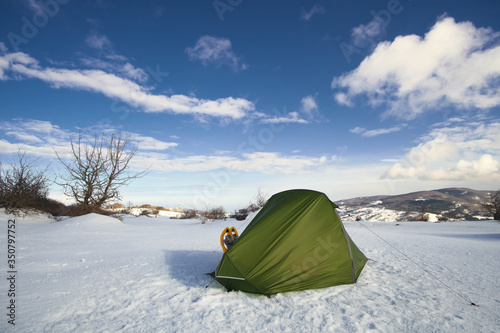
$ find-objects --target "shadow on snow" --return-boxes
[163,250,222,288]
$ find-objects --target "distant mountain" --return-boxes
[336,188,494,222]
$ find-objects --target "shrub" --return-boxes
[247,203,260,212]
[230,188,268,220]
[0,152,50,215]
[110,203,124,209]
[200,206,226,221]
[179,209,197,219]
[197,206,226,224]
[231,208,249,221]
[36,197,67,216]
[63,204,115,217]
[138,208,159,217]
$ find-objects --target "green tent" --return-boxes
[212,189,367,294]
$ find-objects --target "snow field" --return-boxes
[1,210,499,332]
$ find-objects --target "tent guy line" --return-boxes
[355,220,479,307]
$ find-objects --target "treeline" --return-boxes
[0,140,269,220]
[0,151,113,217]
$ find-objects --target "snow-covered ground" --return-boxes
[1,209,499,332]
[339,205,441,222]
[109,207,184,218]
[339,205,409,222]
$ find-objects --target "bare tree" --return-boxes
[254,187,268,209]
[481,190,500,220]
[0,150,49,210]
[418,203,429,222]
[56,131,148,208]
[246,187,268,212]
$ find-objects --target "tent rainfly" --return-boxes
[212,189,367,294]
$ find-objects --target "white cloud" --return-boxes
[0,119,69,146]
[134,151,329,174]
[0,119,178,160]
[383,119,500,181]
[363,127,401,137]
[351,124,406,137]
[131,135,178,151]
[81,32,149,83]
[80,57,149,83]
[0,118,72,158]
[0,52,254,120]
[301,5,325,21]
[259,111,308,124]
[332,17,500,119]
[5,131,43,144]
[105,54,129,62]
[0,139,56,157]
[0,52,37,79]
[121,63,149,82]
[406,135,459,165]
[383,163,426,179]
[351,17,387,49]
[422,154,499,181]
[350,127,365,134]
[0,119,331,175]
[186,36,246,71]
[85,32,112,50]
[233,152,327,174]
[333,92,353,107]
[300,95,318,116]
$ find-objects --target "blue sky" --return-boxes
[1,0,500,210]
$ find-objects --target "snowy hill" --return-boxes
[337,187,493,222]
[1,209,499,332]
